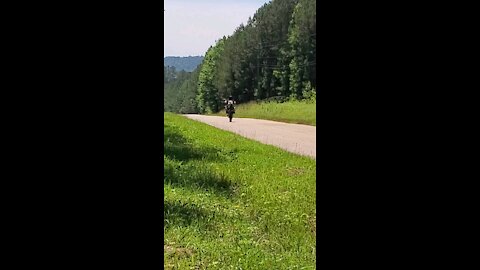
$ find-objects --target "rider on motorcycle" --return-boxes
[224,96,235,122]
[224,96,235,114]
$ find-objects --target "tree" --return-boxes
[196,38,226,113]
[288,0,316,99]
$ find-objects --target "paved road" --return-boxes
[183,115,316,159]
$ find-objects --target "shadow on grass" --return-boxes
[164,200,217,230]
[164,124,239,162]
[164,124,218,161]
[164,159,235,197]
[164,123,238,196]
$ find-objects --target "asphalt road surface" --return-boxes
[183,115,316,159]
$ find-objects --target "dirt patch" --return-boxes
[287,167,305,176]
[309,216,316,237]
[164,245,194,258]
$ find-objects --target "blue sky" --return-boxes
[164,0,270,57]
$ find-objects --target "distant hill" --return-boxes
[164,56,204,72]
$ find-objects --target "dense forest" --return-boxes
[164,66,200,113]
[164,56,204,72]
[164,0,316,114]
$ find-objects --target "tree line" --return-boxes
[164,56,204,72]
[164,0,316,114]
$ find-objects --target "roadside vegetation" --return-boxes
[211,99,316,126]
[164,113,316,269]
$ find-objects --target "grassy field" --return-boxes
[211,100,316,126]
[164,112,316,269]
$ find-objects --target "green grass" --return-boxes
[164,112,316,269]
[211,100,316,126]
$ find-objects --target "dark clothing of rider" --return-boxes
[225,96,235,114]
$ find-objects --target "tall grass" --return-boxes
[211,100,316,126]
[164,112,316,269]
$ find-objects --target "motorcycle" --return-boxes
[224,98,236,122]
[226,105,235,122]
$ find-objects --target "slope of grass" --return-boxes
[211,100,316,126]
[164,112,316,269]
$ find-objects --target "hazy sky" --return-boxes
[164,0,270,57]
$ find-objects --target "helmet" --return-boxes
[228,96,233,100]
